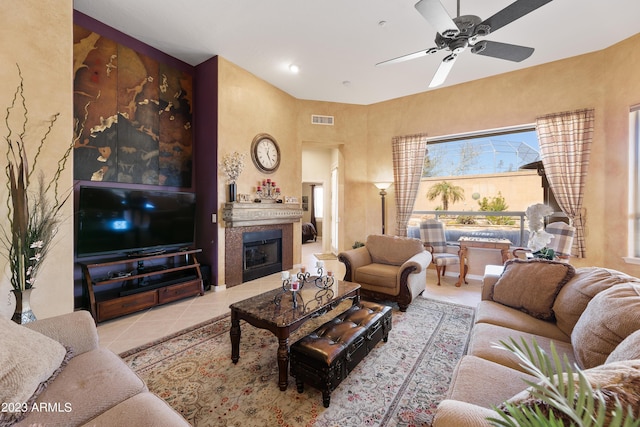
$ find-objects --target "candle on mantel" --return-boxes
[276,188,280,193]
[257,186,262,191]
[267,178,271,183]
[300,266,306,273]
[327,271,333,277]
[262,180,266,186]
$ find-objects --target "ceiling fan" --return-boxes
[377,0,554,88]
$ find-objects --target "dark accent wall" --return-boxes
[194,56,219,284]
[72,11,217,308]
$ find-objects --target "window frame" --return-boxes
[625,106,640,264]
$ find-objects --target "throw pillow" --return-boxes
[606,329,640,364]
[572,283,640,369]
[0,317,71,425]
[500,359,640,424]
[491,258,575,320]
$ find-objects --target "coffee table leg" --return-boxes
[230,310,241,364]
[277,337,289,391]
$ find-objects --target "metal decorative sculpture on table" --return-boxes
[274,261,335,310]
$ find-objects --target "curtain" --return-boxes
[392,133,428,236]
[536,108,594,258]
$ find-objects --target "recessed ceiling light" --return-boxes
[289,64,300,73]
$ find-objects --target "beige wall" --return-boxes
[7,2,640,303]
[0,0,74,319]
[217,33,640,279]
[216,58,301,284]
[302,37,638,274]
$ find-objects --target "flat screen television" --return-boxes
[76,186,196,258]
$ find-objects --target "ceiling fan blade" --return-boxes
[429,54,458,88]
[471,40,534,62]
[415,0,459,38]
[376,47,439,66]
[476,0,553,36]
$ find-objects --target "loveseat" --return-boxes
[338,234,431,311]
[1,310,189,427]
[432,259,640,426]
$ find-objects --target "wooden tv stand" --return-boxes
[80,249,204,323]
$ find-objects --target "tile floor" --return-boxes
[97,239,482,354]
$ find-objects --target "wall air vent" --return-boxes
[311,115,334,126]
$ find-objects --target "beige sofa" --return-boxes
[1,310,189,427]
[432,260,640,426]
[338,234,432,311]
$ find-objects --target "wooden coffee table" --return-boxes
[230,279,360,391]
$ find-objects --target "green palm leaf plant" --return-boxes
[488,338,640,427]
[1,65,72,292]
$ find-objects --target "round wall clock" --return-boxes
[251,133,281,174]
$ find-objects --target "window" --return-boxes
[424,128,540,177]
[627,107,640,261]
[314,186,323,219]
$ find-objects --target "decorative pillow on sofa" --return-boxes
[572,283,640,369]
[0,317,71,425]
[500,359,640,424]
[491,258,575,320]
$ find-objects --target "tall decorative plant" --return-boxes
[1,65,71,295]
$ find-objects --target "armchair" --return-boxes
[338,234,431,311]
[419,219,465,286]
[513,221,576,262]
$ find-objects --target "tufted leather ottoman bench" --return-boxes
[290,301,392,407]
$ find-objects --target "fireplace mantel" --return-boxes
[222,202,303,227]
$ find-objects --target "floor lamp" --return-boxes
[374,182,392,234]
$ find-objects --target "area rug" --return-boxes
[314,253,337,260]
[120,297,475,427]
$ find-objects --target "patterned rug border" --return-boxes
[118,312,230,358]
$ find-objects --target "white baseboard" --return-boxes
[213,284,227,292]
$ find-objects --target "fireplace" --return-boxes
[243,229,282,282]
[223,203,302,287]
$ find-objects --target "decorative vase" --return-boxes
[11,288,37,324]
[229,182,237,202]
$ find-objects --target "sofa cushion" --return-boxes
[81,392,190,426]
[432,400,497,427]
[447,355,538,408]
[365,234,423,266]
[606,329,640,364]
[475,301,570,342]
[0,317,70,426]
[355,263,398,292]
[491,258,575,320]
[553,267,640,337]
[467,323,576,373]
[572,283,640,369]
[500,359,640,424]
[17,347,147,427]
